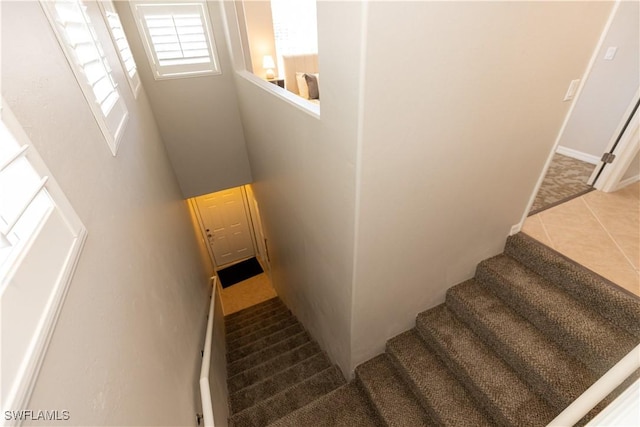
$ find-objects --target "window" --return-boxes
[1,100,86,414]
[270,0,318,75]
[40,0,129,156]
[130,0,221,79]
[98,0,142,98]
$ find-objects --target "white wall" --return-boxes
[2,2,212,424]
[622,151,640,181]
[116,0,253,199]
[350,1,613,370]
[558,1,639,158]
[242,1,278,79]
[222,1,365,375]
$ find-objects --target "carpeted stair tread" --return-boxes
[227,316,300,353]
[230,366,345,427]
[228,323,305,363]
[476,254,637,374]
[416,305,557,426]
[446,279,597,409]
[227,304,291,334]
[228,341,322,394]
[267,382,383,427]
[226,310,294,344]
[230,352,333,414]
[506,233,640,338]
[226,297,283,323]
[355,353,434,426]
[386,330,494,426]
[228,331,312,377]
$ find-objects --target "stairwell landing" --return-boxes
[223,232,640,426]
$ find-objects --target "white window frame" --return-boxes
[129,0,221,80]
[40,0,129,156]
[98,0,142,98]
[0,100,87,417]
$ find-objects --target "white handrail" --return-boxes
[199,276,217,427]
[547,344,640,427]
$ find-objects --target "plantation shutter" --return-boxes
[41,0,128,155]
[1,102,86,414]
[131,1,221,79]
[99,0,142,98]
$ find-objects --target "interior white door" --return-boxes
[195,187,255,267]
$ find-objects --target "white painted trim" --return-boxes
[4,230,87,422]
[98,0,142,99]
[235,70,320,119]
[515,1,621,232]
[1,100,88,422]
[591,89,640,192]
[613,174,640,192]
[555,146,600,165]
[129,0,222,80]
[189,197,217,270]
[548,344,640,427]
[586,378,640,426]
[40,0,128,156]
[199,276,217,427]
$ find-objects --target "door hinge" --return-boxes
[601,152,616,163]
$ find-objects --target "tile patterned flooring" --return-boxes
[220,272,277,315]
[523,182,640,296]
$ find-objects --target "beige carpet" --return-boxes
[530,153,595,214]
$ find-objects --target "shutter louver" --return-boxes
[99,0,141,97]
[41,0,129,155]
[130,1,221,79]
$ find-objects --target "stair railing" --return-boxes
[547,344,640,426]
[199,276,217,427]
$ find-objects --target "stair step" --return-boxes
[227,304,290,335]
[267,382,382,427]
[229,331,311,377]
[506,233,640,338]
[226,297,283,323]
[227,317,300,353]
[416,305,557,426]
[228,323,305,364]
[230,366,345,427]
[226,311,293,344]
[386,330,493,426]
[476,254,637,374]
[446,279,597,409]
[355,353,434,426]
[229,352,333,414]
[228,341,321,394]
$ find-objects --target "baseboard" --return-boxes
[556,146,600,165]
[613,174,640,192]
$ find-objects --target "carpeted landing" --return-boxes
[224,233,640,426]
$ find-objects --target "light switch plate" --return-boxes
[563,79,580,102]
[604,46,618,61]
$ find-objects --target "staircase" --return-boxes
[225,233,640,426]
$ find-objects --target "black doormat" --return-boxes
[218,257,264,289]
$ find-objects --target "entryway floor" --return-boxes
[522,182,639,296]
[220,272,277,315]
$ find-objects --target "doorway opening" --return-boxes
[188,184,277,314]
[522,95,639,296]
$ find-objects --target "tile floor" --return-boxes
[220,272,277,315]
[522,182,639,296]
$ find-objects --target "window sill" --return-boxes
[236,70,320,119]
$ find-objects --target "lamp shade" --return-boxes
[262,55,276,69]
